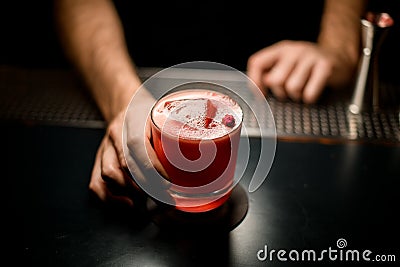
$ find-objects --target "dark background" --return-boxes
[1,0,399,75]
[1,0,67,68]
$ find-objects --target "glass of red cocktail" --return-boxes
[150,88,243,212]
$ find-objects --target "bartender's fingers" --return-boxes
[106,112,156,193]
[126,118,168,179]
[101,136,129,188]
[284,57,315,101]
[108,112,128,170]
[262,74,287,100]
[106,124,143,192]
[89,138,134,207]
[247,45,279,94]
[303,59,332,104]
[263,56,299,101]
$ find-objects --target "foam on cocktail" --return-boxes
[152,90,242,140]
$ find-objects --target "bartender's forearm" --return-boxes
[55,0,141,122]
[318,0,366,66]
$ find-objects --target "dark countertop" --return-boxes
[3,123,399,266]
[1,65,399,266]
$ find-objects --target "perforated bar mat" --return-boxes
[1,67,399,144]
[0,67,105,128]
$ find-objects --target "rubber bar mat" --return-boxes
[1,66,399,144]
[0,67,105,128]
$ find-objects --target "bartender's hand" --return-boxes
[247,40,356,104]
[89,90,167,208]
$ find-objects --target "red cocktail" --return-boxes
[151,89,243,212]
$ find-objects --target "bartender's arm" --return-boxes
[55,0,165,207]
[247,0,366,103]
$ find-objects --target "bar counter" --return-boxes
[2,66,399,266]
